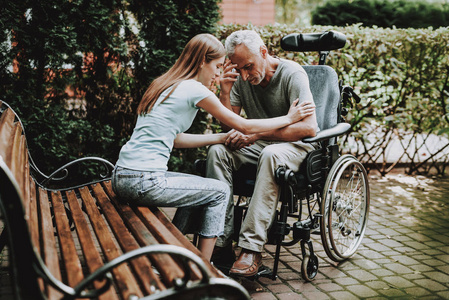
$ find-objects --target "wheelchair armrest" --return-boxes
[303,123,351,143]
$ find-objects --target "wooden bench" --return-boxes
[0,101,250,300]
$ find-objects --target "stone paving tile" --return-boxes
[438,290,449,299]
[414,279,447,292]
[346,285,379,298]
[329,291,359,300]
[404,286,433,297]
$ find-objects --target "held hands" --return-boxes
[220,60,239,96]
[287,99,315,124]
[224,129,257,150]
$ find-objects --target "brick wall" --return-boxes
[219,0,275,26]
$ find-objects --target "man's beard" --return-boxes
[249,60,266,85]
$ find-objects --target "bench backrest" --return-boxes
[0,101,42,299]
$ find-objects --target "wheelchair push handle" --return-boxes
[342,85,361,109]
[281,30,346,52]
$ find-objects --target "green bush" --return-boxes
[216,23,449,175]
[128,0,222,173]
[311,0,449,29]
[1,1,448,176]
[0,0,221,175]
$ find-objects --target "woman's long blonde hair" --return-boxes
[137,34,226,115]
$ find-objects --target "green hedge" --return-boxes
[311,0,449,29]
[216,23,449,175]
[2,1,448,176]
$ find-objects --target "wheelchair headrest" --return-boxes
[281,30,346,52]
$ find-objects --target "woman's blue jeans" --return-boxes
[112,167,229,238]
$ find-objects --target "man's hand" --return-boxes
[220,59,239,96]
[224,129,258,150]
[287,100,316,124]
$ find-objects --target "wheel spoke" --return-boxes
[321,155,370,261]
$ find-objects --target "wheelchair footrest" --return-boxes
[257,265,276,280]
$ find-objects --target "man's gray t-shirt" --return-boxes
[230,58,313,119]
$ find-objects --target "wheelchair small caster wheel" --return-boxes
[301,254,318,281]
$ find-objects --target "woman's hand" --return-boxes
[219,59,239,96]
[287,99,315,124]
[224,129,257,150]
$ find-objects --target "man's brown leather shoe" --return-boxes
[229,249,262,277]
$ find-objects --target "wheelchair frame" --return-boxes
[229,31,370,281]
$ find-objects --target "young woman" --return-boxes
[112,33,314,261]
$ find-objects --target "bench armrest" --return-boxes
[37,157,114,189]
[34,244,250,299]
[303,123,351,143]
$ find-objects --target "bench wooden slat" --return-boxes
[38,187,63,300]
[0,106,15,162]
[134,206,206,280]
[9,124,23,189]
[90,183,165,294]
[150,207,222,277]
[29,174,47,293]
[22,141,30,220]
[50,191,84,288]
[65,189,119,300]
[78,186,144,300]
[100,181,185,285]
[18,135,29,214]
[29,179,40,252]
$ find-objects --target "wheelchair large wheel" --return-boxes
[320,155,370,262]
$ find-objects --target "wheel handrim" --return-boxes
[328,159,369,259]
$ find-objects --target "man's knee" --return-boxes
[258,143,308,171]
[207,144,228,161]
[258,144,282,167]
[206,144,233,180]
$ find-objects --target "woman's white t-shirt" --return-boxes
[116,79,214,171]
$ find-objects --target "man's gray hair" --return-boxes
[225,30,265,57]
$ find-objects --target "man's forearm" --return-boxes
[256,120,317,142]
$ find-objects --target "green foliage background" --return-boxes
[312,0,449,29]
[0,0,221,176]
[1,1,448,176]
[216,23,449,175]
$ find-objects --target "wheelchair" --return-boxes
[197,30,370,282]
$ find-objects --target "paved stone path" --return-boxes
[235,172,449,299]
[1,172,448,299]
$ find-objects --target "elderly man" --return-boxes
[206,30,318,277]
